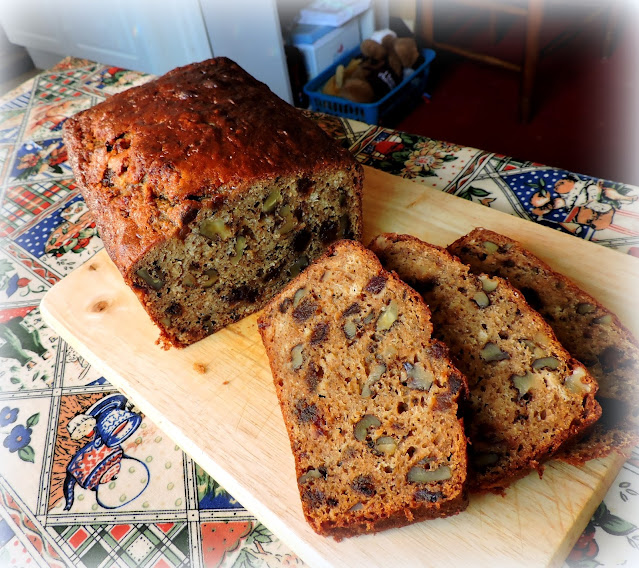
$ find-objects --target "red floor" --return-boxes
[395,4,639,186]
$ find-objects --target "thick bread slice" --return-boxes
[258,239,468,539]
[370,233,602,493]
[449,227,639,461]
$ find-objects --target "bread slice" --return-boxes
[63,58,363,348]
[258,240,468,539]
[370,233,602,493]
[448,227,639,461]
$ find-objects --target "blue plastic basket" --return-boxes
[303,47,436,125]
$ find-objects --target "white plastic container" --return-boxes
[294,17,361,79]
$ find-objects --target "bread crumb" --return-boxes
[193,362,207,374]
[223,380,230,385]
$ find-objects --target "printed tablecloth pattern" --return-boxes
[0,57,638,568]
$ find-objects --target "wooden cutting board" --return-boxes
[41,166,638,568]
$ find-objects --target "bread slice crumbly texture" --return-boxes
[370,233,602,493]
[448,227,639,461]
[63,57,363,348]
[258,240,469,539]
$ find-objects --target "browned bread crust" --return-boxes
[258,240,469,539]
[448,227,639,461]
[63,58,363,347]
[370,233,602,493]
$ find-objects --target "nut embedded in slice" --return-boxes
[407,465,452,483]
[361,363,387,397]
[375,436,398,455]
[291,344,304,370]
[376,300,399,332]
[480,342,510,362]
[511,372,535,398]
[354,414,381,441]
[199,217,232,240]
[472,291,490,308]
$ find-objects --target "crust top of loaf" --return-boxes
[64,58,354,199]
[62,57,362,275]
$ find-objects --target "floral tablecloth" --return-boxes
[0,57,638,568]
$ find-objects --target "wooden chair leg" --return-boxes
[416,0,435,48]
[520,0,543,122]
[488,10,498,44]
[602,0,621,58]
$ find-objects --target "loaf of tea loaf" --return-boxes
[448,227,639,460]
[370,233,602,492]
[63,58,363,348]
[258,240,469,539]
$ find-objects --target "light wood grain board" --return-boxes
[41,166,638,568]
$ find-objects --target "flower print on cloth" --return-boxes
[0,258,47,300]
[100,67,146,89]
[352,129,464,181]
[84,66,151,95]
[403,139,461,178]
[0,409,39,462]
[4,424,32,453]
[0,406,18,427]
[566,501,639,568]
[4,275,34,297]
[567,523,598,567]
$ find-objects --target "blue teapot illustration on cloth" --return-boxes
[63,394,149,510]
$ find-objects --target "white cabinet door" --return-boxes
[1,0,292,103]
[1,0,67,55]
[200,0,292,103]
[60,0,150,72]
[1,0,213,75]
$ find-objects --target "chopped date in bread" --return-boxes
[370,233,602,493]
[258,240,469,539]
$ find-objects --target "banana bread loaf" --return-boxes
[448,227,639,460]
[370,233,602,493]
[258,240,469,539]
[63,58,363,348]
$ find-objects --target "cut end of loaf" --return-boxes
[131,167,362,347]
